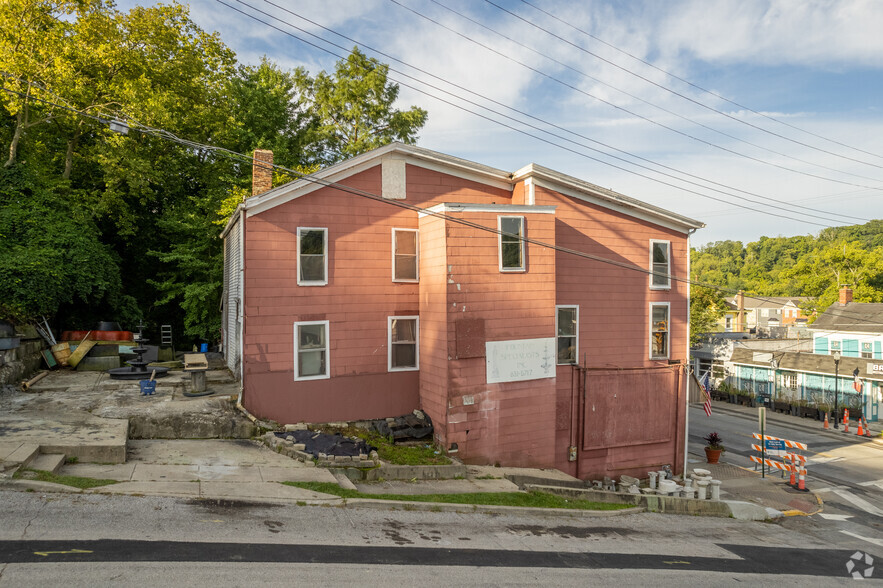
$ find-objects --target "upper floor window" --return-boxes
[389,316,419,371]
[556,306,578,365]
[392,229,418,282]
[650,303,670,359]
[297,227,328,286]
[499,216,525,272]
[294,320,329,380]
[862,342,873,359]
[649,240,670,289]
[830,340,841,352]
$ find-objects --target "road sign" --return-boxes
[764,439,786,455]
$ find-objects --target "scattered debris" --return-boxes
[275,430,375,459]
[370,410,433,441]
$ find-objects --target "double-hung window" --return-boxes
[556,306,578,365]
[861,342,873,359]
[389,316,419,371]
[499,216,525,272]
[295,320,329,380]
[649,240,670,289]
[392,229,418,282]
[297,227,328,286]
[650,303,670,359]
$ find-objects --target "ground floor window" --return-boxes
[389,316,419,371]
[295,320,329,380]
[650,303,669,359]
[556,305,578,364]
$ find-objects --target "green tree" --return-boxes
[297,47,428,164]
[0,166,130,322]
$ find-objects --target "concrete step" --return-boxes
[0,443,41,479]
[29,453,67,474]
[4,443,40,468]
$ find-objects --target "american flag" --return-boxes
[700,371,713,417]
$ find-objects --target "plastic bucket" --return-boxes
[199,343,208,352]
[139,380,156,395]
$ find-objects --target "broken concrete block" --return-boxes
[284,423,308,432]
[292,443,306,451]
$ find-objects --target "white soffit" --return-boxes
[513,163,704,234]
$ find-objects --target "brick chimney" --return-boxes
[839,286,853,306]
[252,149,274,196]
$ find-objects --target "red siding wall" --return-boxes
[242,165,509,424]
[531,184,688,479]
[421,209,557,467]
[239,159,689,479]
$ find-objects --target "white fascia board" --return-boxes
[244,143,513,218]
[512,163,704,234]
[219,204,242,239]
[419,203,556,217]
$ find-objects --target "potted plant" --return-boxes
[704,432,725,464]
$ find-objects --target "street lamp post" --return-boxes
[833,351,841,429]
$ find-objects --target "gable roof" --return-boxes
[232,143,704,234]
[808,302,883,334]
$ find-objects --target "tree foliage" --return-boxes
[296,47,428,164]
[692,222,883,328]
[0,1,427,344]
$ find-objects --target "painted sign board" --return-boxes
[486,337,555,384]
[764,439,786,452]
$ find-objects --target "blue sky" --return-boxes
[118,0,883,246]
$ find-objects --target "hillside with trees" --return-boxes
[0,0,427,344]
[691,220,883,320]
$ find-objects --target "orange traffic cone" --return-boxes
[797,466,808,492]
[823,413,829,429]
[844,409,850,434]
[788,462,797,487]
[863,418,873,437]
[857,419,865,436]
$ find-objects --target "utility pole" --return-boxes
[833,351,841,429]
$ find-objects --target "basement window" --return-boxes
[297,227,328,286]
[294,320,329,380]
[392,228,419,282]
[499,216,525,272]
[389,316,419,371]
[650,303,670,360]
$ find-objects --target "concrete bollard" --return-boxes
[710,479,722,501]
[648,471,658,490]
[697,480,709,500]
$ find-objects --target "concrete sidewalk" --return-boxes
[687,455,821,517]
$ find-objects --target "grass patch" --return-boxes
[14,469,119,490]
[316,425,451,466]
[283,481,630,511]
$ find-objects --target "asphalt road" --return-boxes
[0,486,879,584]
[688,405,883,554]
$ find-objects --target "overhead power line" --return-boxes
[214,0,864,227]
[516,0,883,165]
[491,0,883,169]
[4,84,878,329]
[386,0,883,193]
[423,0,883,187]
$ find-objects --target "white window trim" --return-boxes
[391,228,419,283]
[649,302,671,360]
[498,215,526,272]
[556,305,579,365]
[388,316,419,372]
[649,239,671,290]
[294,320,330,381]
[297,227,328,286]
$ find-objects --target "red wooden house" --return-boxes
[221,143,704,479]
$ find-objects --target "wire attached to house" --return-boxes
[3,84,879,329]
[211,0,868,228]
